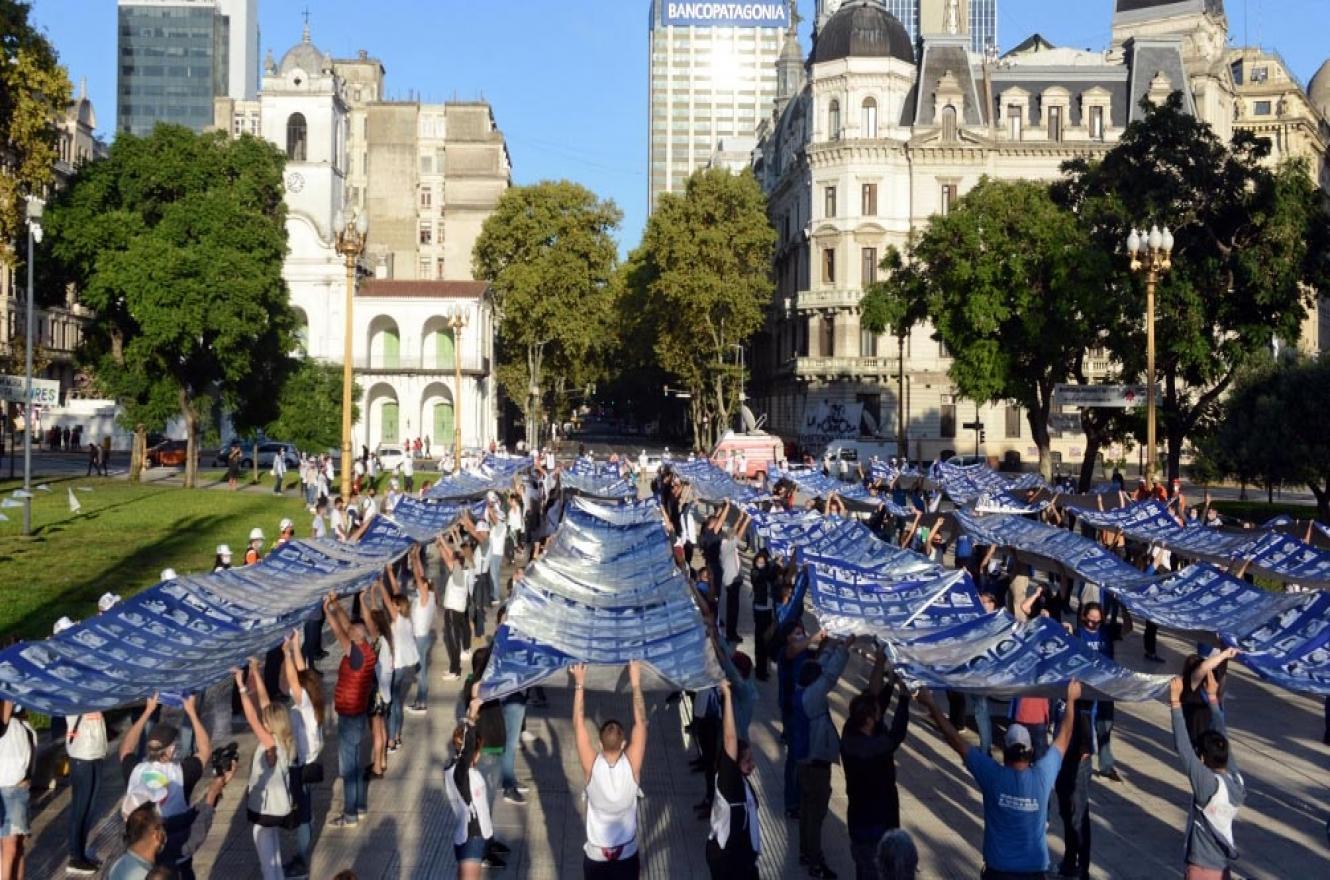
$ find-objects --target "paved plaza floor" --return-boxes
[22,572,1330,879]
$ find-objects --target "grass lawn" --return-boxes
[1211,499,1320,523]
[0,474,310,640]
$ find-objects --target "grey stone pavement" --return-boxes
[21,555,1330,879]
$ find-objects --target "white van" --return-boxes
[821,439,900,467]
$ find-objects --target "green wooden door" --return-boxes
[381,401,399,444]
[433,401,454,447]
[435,329,455,369]
[382,328,400,369]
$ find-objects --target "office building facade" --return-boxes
[647,0,788,208]
[822,0,996,55]
[116,0,259,136]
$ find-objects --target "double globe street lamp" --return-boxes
[1126,224,1174,484]
[334,209,369,498]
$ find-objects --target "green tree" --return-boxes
[44,125,297,488]
[0,1,71,265]
[265,360,360,454]
[873,178,1113,478]
[861,245,929,460]
[1057,94,1330,480]
[624,168,776,451]
[472,181,621,449]
[1203,356,1330,519]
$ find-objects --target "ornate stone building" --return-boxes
[751,0,1328,465]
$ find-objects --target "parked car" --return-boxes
[145,439,190,468]
[214,441,299,470]
[376,443,409,473]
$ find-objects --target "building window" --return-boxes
[1089,105,1104,140]
[828,99,841,139]
[940,183,958,216]
[1251,65,1269,82]
[1254,100,1272,115]
[824,186,837,218]
[285,113,307,161]
[940,404,957,439]
[822,248,836,284]
[419,258,432,279]
[419,222,433,245]
[821,314,835,356]
[860,327,878,357]
[420,187,432,209]
[436,256,446,278]
[1048,105,1063,142]
[862,183,877,216]
[1005,405,1022,439]
[420,154,434,174]
[861,247,878,286]
[942,105,958,141]
[1007,104,1022,140]
[861,97,878,138]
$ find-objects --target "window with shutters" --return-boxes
[1048,105,1063,142]
[940,183,958,216]
[861,97,878,138]
[862,247,878,286]
[1089,105,1104,140]
[822,248,836,284]
[940,405,957,438]
[1008,105,1022,139]
[862,183,877,216]
[828,99,841,139]
[1005,405,1022,439]
[824,186,837,218]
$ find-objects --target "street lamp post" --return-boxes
[334,209,369,499]
[447,307,468,473]
[1126,224,1173,484]
[23,197,44,537]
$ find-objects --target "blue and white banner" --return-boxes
[670,459,766,505]
[1104,563,1300,637]
[479,497,722,700]
[661,1,789,28]
[938,462,1041,505]
[809,566,987,639]
[560,469,637,501]
[973,490,1053,516]
[953,509,1154,589]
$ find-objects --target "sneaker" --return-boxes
[807,861,838,879]
[461,649,473,662]
[66,859,99,876]
[513,783,531,794]
[519,730,537,744]
[503,787,527,805]
[482,854,507,869]
[1098,768,1124,783]
[489,840,511,855]
[387,741,400,753]
[329,815,359,829]
[283,858,310,879]
[406,703,427,714]
[441,672,460,681]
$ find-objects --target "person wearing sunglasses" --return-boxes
[1071,602,1132,783]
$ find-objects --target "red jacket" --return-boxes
[334,640,377,717]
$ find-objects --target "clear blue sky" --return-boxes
[29,0,1330,253]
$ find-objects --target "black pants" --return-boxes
[583,852,640,879]
[302,612,324,663]
[797,761,832,862]
[1056,757,1092,879]
[694,714,719,805]
[1143,621,1159,656]
[724,578,742,642]
[471,572,490,637]
[705,837,759,879]
[752,608,773,678]
[444,609,467,674]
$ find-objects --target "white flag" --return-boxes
[68,488,82,513]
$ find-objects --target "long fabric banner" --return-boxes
[747,510,939,578]
[560,470,637,501]
[479,497,722,700]
[669,459,766,505]
[952,509,1155,589]
[0,499,471,716]
[938,462,1047,506]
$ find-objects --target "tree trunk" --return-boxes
[128,424,146,484]
[1311,482,1329,523]
[181,390,198,490]
[689,397,704,453]
[1028,389,1054,481]
[1077,439,1100,494]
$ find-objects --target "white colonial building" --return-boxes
[751,0,1330,467]
[212,27,501,453]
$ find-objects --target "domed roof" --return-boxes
[812,1,914,66]
[1309,57,1330,119]
[278,27,332,76]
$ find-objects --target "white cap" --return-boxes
[1005,723,1033,751]
[216,544,232,557]
[97,592,121,613]
[53,615,76,634]
[248,527,264,541]
[279,518,294,533]
[160,568,178,581]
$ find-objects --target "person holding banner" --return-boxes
[1168,670,1245,880]
[324,591,377,830]
[704,679,759,879]
[916,680,1081,880]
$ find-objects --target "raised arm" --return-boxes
[1051,679,1083,756]
[248,657,272,709]
[915,687,968,760]
[379,577,400,621]
[1189,646,1238,692]
[570,664,596,783]
[234,667,275,751]
[719,679,738,762]
[118,693,161,761]
[324,592,352,652]
[866,642,887,698]
[282,634,304,703]
[384,563,400,599]
[626,660,648,779]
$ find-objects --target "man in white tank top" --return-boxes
[571,661,648,879]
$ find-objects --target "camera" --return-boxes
[211,741,240,777]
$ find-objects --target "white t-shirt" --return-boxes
[411,589,437,638]
[443,564,471,612]
[375,636,393,701]
[402,456,414,477]
[391,615,419,669]
[446,760,493,845]
[64,713,108,762]
[507,505,523,534]
[290,690,322,765]
[584,753,640,861]
[311,514,327,540]
[0,717,35,786]
[489,518,508,555]
[720,535,742,585]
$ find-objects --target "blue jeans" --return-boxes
[490,555,504,600]
[68,757,99,860]
[500,700,526,790]
[337,713,368,819]
[413,634,432,705]
[1095,718,1116,773]
[388,667,411,741]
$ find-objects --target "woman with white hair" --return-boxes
[235,662,296,880]
[875,829,918,880]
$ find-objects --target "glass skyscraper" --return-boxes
[648,0,787,210]
[882,0,997,55]
[117,0,258,137]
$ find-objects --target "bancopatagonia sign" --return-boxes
[663,2,789,28]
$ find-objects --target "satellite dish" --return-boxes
[862,410,880,435]
[741,405,758,433]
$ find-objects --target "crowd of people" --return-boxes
[10,443,1318,880]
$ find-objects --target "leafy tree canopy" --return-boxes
[44,125,297,486]
[265,360,360,453]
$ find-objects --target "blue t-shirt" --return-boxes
[964,745,1063,872]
